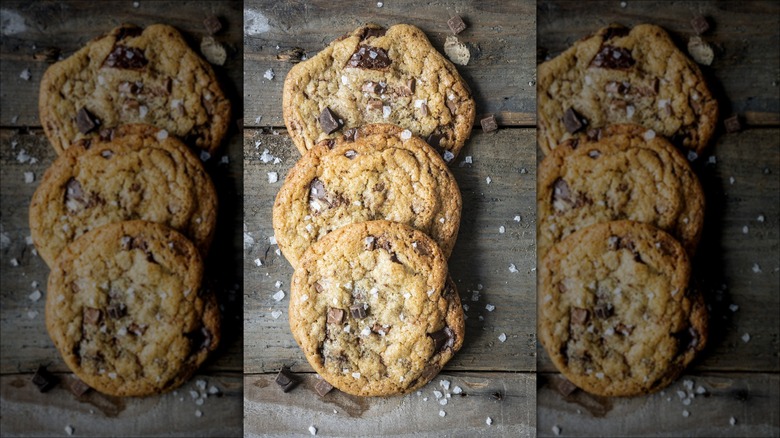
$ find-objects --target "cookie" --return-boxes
[273,124,462,268]
[288,220,465,397]
[283,23,475,162]
[538,24,718,155]
[29,123,218,268]
[538,221,708,397]
[538,124,705,259]
[39,23,231,155]
[45,221,220,397]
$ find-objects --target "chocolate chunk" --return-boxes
[343,128,358,142]
[690,16,710,35]
[413,240,431,256]
[186,326,213,351]
[362,81,386,94]
[372,323,390,335]
[426,133,444,149]
[319,107,341,134]
[275,366,299,393]
[64,178,86,209]
[446,99,458,117]
[552,178,572,204]
[128,323,146,336]
[348,45,391,69]
[420,364,440,380]
[313,282,325,294]
[447,15,467,35]
[420,102,429,116]
[106,302,126,319]
[480,114,498,132]
[115,26,142,41]
[83,307,101,325]
[309,178,327,206]
[594,301,613,319]
[327,308,344,324]
[562,107,586,134]
[103,45,148,69]
[66,376,91,397]
[366,98,384,111]
[724,114,741,133]
[429,327,454,352]
[350,304,367,319]
[314,378,334,396]
[32,365,58,392]
[570,307,589,325]
[360,27,386,40]
[203,15,223,35]
[602,26,629,41]
[407,78,416,93]
[550,376,578,397]
[76,107,99,134]
[590,45,635,69]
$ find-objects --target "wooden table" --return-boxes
[537,2,780,437]
[0,2,243,436]
[242,1,538,436]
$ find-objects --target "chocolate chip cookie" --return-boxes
[29,124,217,268]
[39,24,231,155]
[538,124,704,259]
[273,124,461,268]
[538,221,708,397]
[538,24,718,155]
[288,220,465,396]
[283,23,475,162]
[45,221,220,396]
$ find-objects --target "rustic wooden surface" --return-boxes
[537,2,780,437]
[243,0,538,436]
[0,1,243,436]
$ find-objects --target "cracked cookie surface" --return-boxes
[46,221,220,396]
[538,24,718,155]
[29,124,217,268]
[539,221,707,397]
[283,23,475,162]
[288,220,464,397]
[538,124,704,259]
[273,124,461,268]
[39,23,231,155]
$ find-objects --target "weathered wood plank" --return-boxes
[244,371,536,437]
[537,0,780,126]
[0,372,242,437]
[537,128,780,373]
[243,128,537,374]
[537,372,780,437]
[0,0,244,127]
[243,0,537,128]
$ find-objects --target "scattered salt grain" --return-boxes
[439,410,446,417]
[440,380,450,390]
[730,417,737,426]
[352,372,360,379]
[309,425,317,435]
[195,409,203,417]
[20,68,31,80]
[400,129,412,140]
[269,235,277,245]
[696,386,707,395]
[486,304,495,312]
[64,425,74,436]
[552,425,561,436]
[757,214,765,222]
[486,417,493,425]
[264,69,275,80]
[24,172,34,183]
[433,390,443,399]
[729,176,735,185]
[498,333,507,342]
[439,398,448,406]
[464,156,473,164]
[27,310,37,319]
[742,333,751,343]
[486,176,492,185]
[195,398,204,406]
[443,150,454,162]
[508,264,518,273]
[453,386,462,394]
[267,172,278,183]
[514,215,521,222]
[729,304,739,312]
[200,150,211,162]
[271,310,282,319]
[742,225,749,234]
[253,258,262,267]
[499,226,505,234]
[687,150,698,161]
[29,290,41,301]
[272,290,285,301]
[682,410,690,418]
[752,263,762,273]
[708,155,717,164]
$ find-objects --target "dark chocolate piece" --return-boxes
[327,308,345,324]
[76,107,99,134]
[309,178,327,204]
[429,327,454,352]
[31,365,58,393]
[360,27,386,40]
[447,15,467,35]
[590,45,635,69]
[594,301,613,319]
[690,16,710,35]
[65,178,86,207]
[550,375,578,397]
[426,133,444,149]
[106,302,127,319]
[275,366,299,393]
[480,114,498,132]
[562,107,586,134]
[115,26,142,41]
[552,178,573,205]
[319,107,341,134]
[570,307,589,325]
[185,326,213,351]
[420,364,439,380]
[66,376,91,397]
[350,304,367,319]
[83,307,101,325]
[343,128,358,142]
[314,378,334,396]
[724,114,741,133]
[348,45,391,69]
[103,46,148,69]
[203,15,223,35]
[362,81,386,94]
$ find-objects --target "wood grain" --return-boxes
[244,372,536,437]
[243,0,537,128]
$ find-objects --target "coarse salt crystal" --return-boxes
[682,410,690,418]
[195,409,203,417]
[352,372,360,379]
[486,417,493,425]
[267,172,278,183]
[729,176,735,185]
[498,333,507,342]
[200,150,211,161]
[443,151,455,162]
[643,129,656,140]
[272,290,285,301]
[24,172,34,183]
[254,258,262,267]
[486,304,495,312]
[729,417,736,426]
[729,304,739,312]
[757,214,765,222]
[687,150,698,161]
[752,263,762,273]
[264,69,275,80]
[271,310,282,319]
[509,264,518,273]
[309,425,317,435]
[65,425,74,435]
[742,225,749,234]
[20,69,31,80]
[27,310,37,319]
[499,226,505,234]
[552,425,561,436]
[742,333,751,343]
[269,235,277,245]
[382,105,391,118]
[595,372,605,379]
[486,176,492,185]
[514,215,521,222]
[29,290,41,301]
[439,410,446,417]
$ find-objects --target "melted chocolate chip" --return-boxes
[350,304,367,319]
[590,45,635,69]
[76,107,99,134]
[103,45,148,69]
[429,327,454,352]
[348,45,391,69]
[327,308,344,324]
[420,364,440,380]
[275,366,298,393]
[563,107,586,134]
[319,107,341,134]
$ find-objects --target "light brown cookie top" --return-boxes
[273,124,462,268]
[539,221,708,397]
[39,23,231,155]
[538,124,704,259]
[283,23,475,162]
[29,124,217,268]
[538,24,718,155]
[46,221,220,397]
[289,220,465,397]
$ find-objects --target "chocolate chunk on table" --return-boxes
[319,107,341,134]
[203,15,223,35]
[275,366,299,393]
[447,15,467,35]
[724,114,742,133]
[314,378,334,397]
[31,365,58,393]
[690,16,710,35]
[481,114,498,132]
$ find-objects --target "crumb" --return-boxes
[452,386,462,394]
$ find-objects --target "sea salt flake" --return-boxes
[552,425,561,436]
[400,129,412,140]
[309,425,317,436]
[498,333,507,342]
[499,226,505,234]
[682,410,690,418]
[729,417,737,426]
[64,425,74,436]
[514,215,521,222]
[486,176,492,185]
[443,151,455,162]
[24,172,34,183]
[509,263,518,273]
[29,290,41,301]
[271,310,282,319]
[272,290,285,301]
[729,304,739,312]
[20,68,31,80]
[486,304,495,312]
[264,69,275,80]
[267,172,278,183]
[439,410,446,417]
[486,417,493,426]
[452,386,462,394]
[742,225,749,234]
[433,390,443,399]
[440,380,450,390]
[741,333,751,343]
[195,410,203,417]
[757,214,765,222]
[752,263,762,273]
[254,258,262,267]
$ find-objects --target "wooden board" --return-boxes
[242,0,538,436]
[0,1,243,436]
[537,1,780,436]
